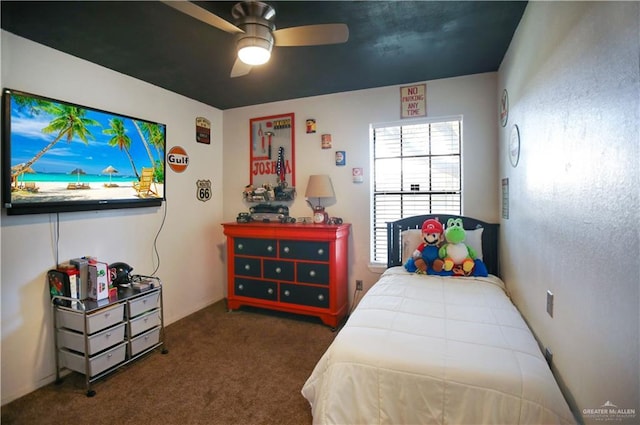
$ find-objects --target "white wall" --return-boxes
[0,32,226,404]
[498,2,639,424]
[222,72,500,295]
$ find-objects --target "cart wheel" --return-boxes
[162,348,169,354]
[86,390,96,397]
[54,378,63,385]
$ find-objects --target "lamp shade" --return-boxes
[305,175,335,199]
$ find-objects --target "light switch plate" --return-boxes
[546,290,554,317]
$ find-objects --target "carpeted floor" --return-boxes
[1,300,339,425]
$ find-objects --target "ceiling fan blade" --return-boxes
[273,24,349,46]
[230,58,253,78]
[161,1,243,34]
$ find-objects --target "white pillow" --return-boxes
[401,226,484,264]
[401,229,423,265]
[465,227,484,260]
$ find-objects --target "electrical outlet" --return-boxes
[544,347,553,366]
[356,280,363,291]
[546,290,554,317]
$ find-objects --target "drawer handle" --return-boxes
[284,290,290,296]
[237,243,244,250]
[143,318,149,323]
[238,284,244,291]
[309,270,316,277]
[268,288,274,295]
[317,248,324,255]
[107,353,113,358]
[106,333,112,337]
[283,246,290,253]
[267,245,273,252]
[318,294,325,301]
[244,264,251,271]
[275,267,281,274]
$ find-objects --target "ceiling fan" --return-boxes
[162,1,349,78]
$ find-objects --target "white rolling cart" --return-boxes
[52,276,168,397]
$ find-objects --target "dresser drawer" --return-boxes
[234,238,277,257]
[60,342,127,377]
[296,262,330,284]
[129,327,160,357]
[128,290,160,318]
[280,240,330,261]
[235,278,277,301]
[263,260,294,281]
[234,257,262,277]
[57,323,125,355]
[56,303,124,335]
[129,309,161,337]
[280,284,329,308]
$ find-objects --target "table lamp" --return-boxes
[305,174,335,224]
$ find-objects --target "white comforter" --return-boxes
[302,267,576,425]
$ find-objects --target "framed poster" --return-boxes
[502,178,509,219]
[249,113,295,187]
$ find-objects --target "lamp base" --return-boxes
[313,206,328,224]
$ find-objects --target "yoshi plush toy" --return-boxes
[438,217,477,276]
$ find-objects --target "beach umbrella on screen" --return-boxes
[11,163,35,187]
[101,165,118,185]
[69,168,86,184]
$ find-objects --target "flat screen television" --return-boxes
[2,88,166,215]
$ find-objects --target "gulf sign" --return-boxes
[167,146,189,173]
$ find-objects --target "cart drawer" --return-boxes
[128,290,160,318]
[60,342,126,377]
[56,303,124,335]
[57,323,125,355]
[129,309,161,337]
[129,327,160,357]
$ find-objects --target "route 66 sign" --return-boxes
[196,180,212,202]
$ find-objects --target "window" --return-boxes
[371,117,462,264]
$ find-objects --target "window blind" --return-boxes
[371,118,462,263]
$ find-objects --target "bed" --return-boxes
[302,215,576,425]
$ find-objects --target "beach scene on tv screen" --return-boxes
[7,91,165,205]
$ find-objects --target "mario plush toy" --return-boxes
[404,218,444,274]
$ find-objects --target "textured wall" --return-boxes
[498,3,639,423]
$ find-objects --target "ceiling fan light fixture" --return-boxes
[237,36,273,66]
[237,45,271,65]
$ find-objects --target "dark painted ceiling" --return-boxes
[1,1,527,110]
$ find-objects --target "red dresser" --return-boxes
[222,222,350,329]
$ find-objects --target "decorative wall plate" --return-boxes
[500,89,509,127]
[509,124,520,167]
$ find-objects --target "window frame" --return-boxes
[369,115,463,265]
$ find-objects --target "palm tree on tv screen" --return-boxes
[134,120,165,183]
[103,118,140,180]
[11,98,99,178]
